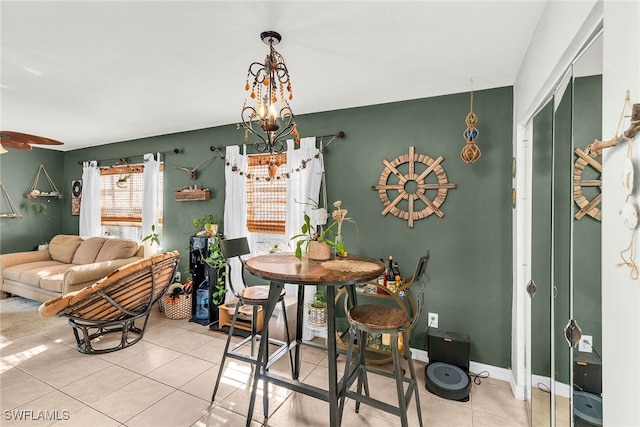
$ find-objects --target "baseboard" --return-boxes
[531,374,571,399]
[411,347,526,400]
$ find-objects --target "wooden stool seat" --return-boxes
[238,285,285,304]
[348,304,409,331]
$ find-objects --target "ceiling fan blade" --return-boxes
[0,130,64,146]
[0,139,32,150]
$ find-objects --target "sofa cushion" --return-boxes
[3,261,65,283]
[39,251,178,318]
[19,263,72,288]
[72,237,106,264]
[94,239,139,263]
[48,235,83,263]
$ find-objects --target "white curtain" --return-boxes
[142,153,160,254]
[79,161,101,237]
[223,145,249,301]
[285,137,325,340]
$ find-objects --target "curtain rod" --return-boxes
[209,131,345,156]
[77,148,181,165]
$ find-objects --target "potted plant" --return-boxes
[204,237,228,306]
[141,224,162,257]
[27,202,49,250]
[308,289,327,326]
[193,214,219,237]
[290,200,352,260]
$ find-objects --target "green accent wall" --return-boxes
[0,148,65,253]
[1,87,514,368]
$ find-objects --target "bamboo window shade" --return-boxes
[246,153,287,234]
[100,163,164,227]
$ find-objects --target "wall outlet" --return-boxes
[428,312,438,329]
[579,335,593,353]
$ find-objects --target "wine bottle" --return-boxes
[392,261,401,280]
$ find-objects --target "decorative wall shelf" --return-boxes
[175,188,211,201]
[0,181,22,218]
[28,164,62,199]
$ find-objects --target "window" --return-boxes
[246,153,287,234]
[99,163,163,240]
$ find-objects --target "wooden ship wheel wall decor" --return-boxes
[573,146,602,221]
[372,146,456,228]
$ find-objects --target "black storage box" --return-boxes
[425,328,472,401]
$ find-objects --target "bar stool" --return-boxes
[339,252,430,427]
[211,237,294,404]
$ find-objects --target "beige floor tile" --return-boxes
[194,404,263,427]
[471,380,528,423]
[16,345,111,389]
[189,336,233,363]
[2,389,84,427]
[143,323,190,346]
[59,364,141,405]
[0,366,56,410]
[91,377,173,423]
[473,408,529,427]
[114,343,182,375]
[0,297,532,427]
[49,406,121,427]
[126,390,210,427]
[146,353,214,388]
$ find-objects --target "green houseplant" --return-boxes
[308,289,327,326]
[27,202,49,248]
[290,200,352,259]
[204,237,228,305]
[193,214,219,237]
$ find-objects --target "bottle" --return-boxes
[377,258,388,294]
[387,256,394,279]
[392,261,401,280]
[195,279,209,320]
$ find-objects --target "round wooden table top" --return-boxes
[245,252,384,286]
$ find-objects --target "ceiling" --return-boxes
[1,1,550,152]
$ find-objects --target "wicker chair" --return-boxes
[39,251,180,354]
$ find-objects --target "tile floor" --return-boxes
[0,299,529,426]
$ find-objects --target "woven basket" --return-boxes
[164,293,192,320]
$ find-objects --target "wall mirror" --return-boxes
[527,29,602,427]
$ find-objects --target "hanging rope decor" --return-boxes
[461,87,481,164]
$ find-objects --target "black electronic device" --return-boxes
[573,353,602,426]
[425,328,472,401]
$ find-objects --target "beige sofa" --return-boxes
[0,234,144,303]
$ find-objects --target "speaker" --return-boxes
[425,328,472,401]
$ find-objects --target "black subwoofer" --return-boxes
[425,328,471,401]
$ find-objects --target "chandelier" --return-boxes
[241,31,300,153]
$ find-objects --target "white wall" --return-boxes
[514,0,640,425]
[601,1,640,425]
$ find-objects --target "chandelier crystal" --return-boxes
[241,31,300,153]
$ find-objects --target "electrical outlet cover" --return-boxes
[428,312,439,329]
[579,335,593,353]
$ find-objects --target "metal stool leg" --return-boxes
[280,298,295,376]
[391,331,409,427]
[404,330,423,427]
[212,304,241,402]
